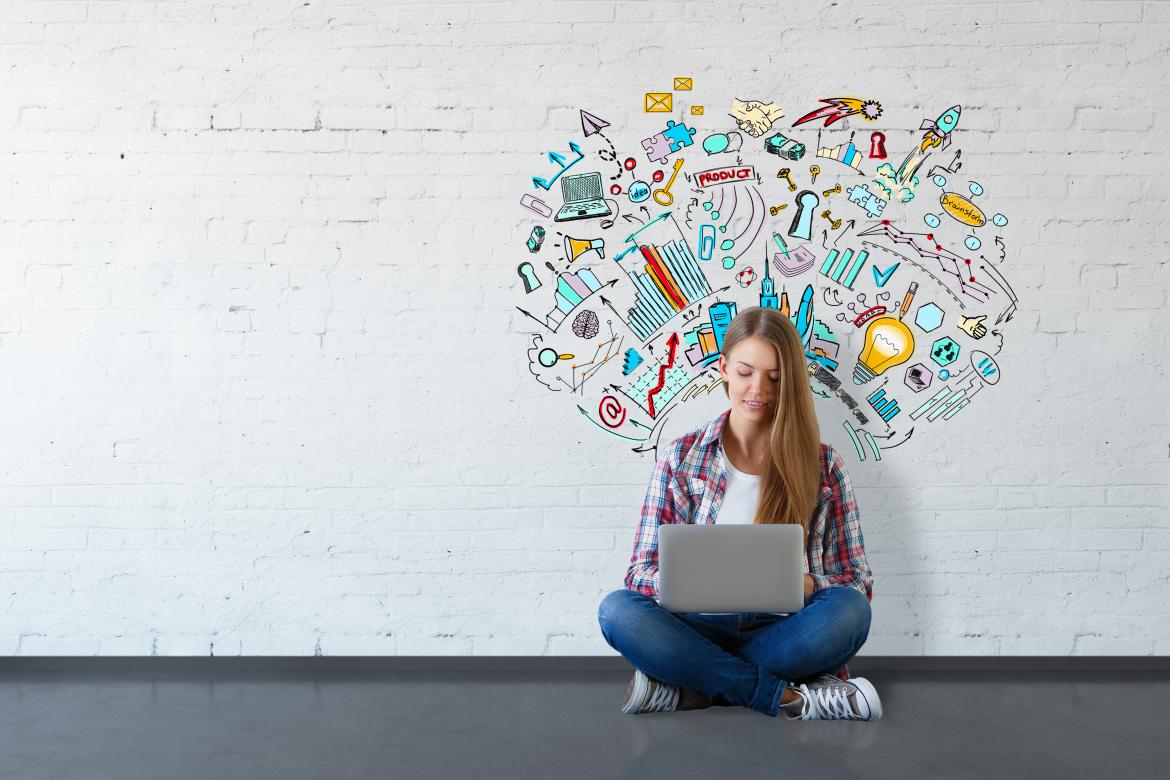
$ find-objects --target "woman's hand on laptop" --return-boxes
[803,574,815,602]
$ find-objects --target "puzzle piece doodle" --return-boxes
[642,133,674,164]
[847,183,888,218]
[662,120,697,152]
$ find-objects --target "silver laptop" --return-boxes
[658,524,805,614]
[554,172,612,222]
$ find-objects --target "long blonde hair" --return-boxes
[720,306,822,534]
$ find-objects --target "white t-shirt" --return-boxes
[716,450,760,525]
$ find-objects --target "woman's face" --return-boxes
[718,336,781,422]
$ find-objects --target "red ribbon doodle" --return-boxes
[853,305,888,328]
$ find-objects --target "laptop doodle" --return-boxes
[554,172,612,222]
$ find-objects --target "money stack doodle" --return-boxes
[516,89,1018,462]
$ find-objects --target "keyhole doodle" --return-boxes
[508,101,1021,460]
[516,262,541,293]
[788,190,820,241]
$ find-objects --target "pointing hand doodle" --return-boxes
[513,97,1016,462]
[958,314,988,339]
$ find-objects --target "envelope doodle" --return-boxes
[644,93,672,113]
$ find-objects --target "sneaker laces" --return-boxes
[643,679,680,712]
[795,681,856,720]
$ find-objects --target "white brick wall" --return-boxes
[0,0,1167,656]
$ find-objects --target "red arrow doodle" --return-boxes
[646,332,680,418]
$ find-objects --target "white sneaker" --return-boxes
[621,669,680,714]
[782,675,882,721]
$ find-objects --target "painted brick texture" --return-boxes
[0,0,1167,656]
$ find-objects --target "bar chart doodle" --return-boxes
[819,247,870,290]
[512,93,1020,463]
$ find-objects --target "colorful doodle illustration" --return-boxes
[514,93,1019,461]
[816,130,866,174]
[887,105,962,192]
[853,292,917,385]
[553,172,612,223]
[644,93,671,113]
[866,383,901,422]
[701,131,743,155]
[793,97,883,127]
[873,162,918,203]
[764,131,806,160]
[847,183,888,217]
[729,98,784,137]
[532,141,586,190]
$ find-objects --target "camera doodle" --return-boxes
[514,85,1019,463]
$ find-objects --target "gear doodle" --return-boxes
[515,99,1019,462]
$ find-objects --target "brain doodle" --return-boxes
[515,89,1019,462]
[571,309,600,339]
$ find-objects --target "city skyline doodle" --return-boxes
[514,85,1019,463]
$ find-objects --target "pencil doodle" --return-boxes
[513,92,1019,462]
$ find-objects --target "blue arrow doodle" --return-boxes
[532,141,586,190]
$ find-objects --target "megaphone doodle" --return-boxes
[564,236,605,264]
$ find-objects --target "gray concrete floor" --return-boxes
[0,670,1166,779]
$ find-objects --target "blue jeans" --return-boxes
[597,585,871,717]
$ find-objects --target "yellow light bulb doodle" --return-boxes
[853,317,916,385]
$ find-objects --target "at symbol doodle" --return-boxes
[598,395,627,428]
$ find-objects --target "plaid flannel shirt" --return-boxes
[622,409,874,680]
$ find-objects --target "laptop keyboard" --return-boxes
[563,200,604,212]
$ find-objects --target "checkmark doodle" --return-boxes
[872,262,899,288]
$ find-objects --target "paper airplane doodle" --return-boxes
[580,110,609,137]
[513,92,1016,465]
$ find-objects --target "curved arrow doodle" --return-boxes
[881,426,915,449]
[577,405,646,442]
[990,329,1004,355]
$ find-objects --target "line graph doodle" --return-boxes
[858,222,993,304]
[646,332,681,416]
[514,93,1018,465]
[554,321,625,394]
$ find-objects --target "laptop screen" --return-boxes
[562,172,602,203]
